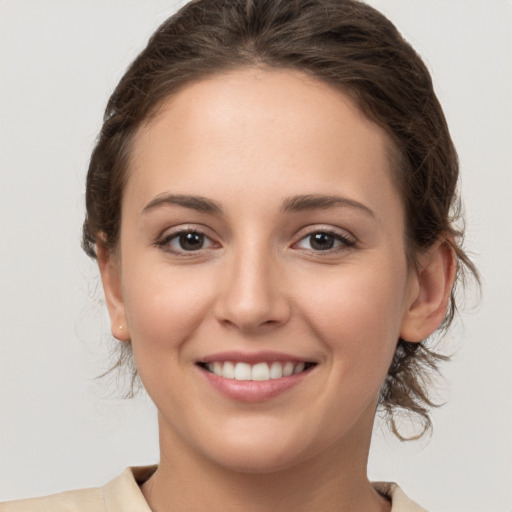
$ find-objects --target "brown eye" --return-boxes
[158,230,217,254]
[295,230,355,252]
[309,232,336,250]
[178,232,205,251]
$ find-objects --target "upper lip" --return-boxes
[198,350,316,364]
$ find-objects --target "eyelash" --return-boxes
[155,227,356,256]
[293,229,356,253]
[155,229,218,256]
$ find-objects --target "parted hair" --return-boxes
[82,0,478,439]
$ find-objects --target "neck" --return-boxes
[141,412,390,512]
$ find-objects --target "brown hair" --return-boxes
[83,0,478,439]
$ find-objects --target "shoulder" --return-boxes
[0,487,104,512]
[373,482,428,512]
[0,466,156,512]
[2,471,423,512]
[372,482,427,512]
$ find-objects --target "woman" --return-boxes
[1,0,479,510]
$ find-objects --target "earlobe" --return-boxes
[400,241,456,343]
[96,242,131,342]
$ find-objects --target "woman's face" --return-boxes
[102,69,421,472]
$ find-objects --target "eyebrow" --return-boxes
[143,194,223,215]
[282,194,375,217]
[142,193,375,218]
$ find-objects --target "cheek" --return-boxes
[121,264,215,366]
[291,260,410,435]
[295,258,409,370]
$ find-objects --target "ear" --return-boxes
[96,242,131,342]
[400,241,456,342]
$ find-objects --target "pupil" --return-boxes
[310,232,334,250]
[179,232,204,251]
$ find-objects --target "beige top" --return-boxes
[0,466,427,512]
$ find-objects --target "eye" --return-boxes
[295,230,355,252]
[158,230,217,254]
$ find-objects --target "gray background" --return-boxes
[1,1,511,510]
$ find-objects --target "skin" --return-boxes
[98,68,455,512]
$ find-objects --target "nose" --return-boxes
[213,245,291,333]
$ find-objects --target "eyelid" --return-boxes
[291,225,357,252]
[154,224,356,255]
[155,224,221,255]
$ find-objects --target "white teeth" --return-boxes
[213,361,223,375]
[222,361,235,379]
[283,362,294,377]
[251,362,270,381]
[293,362,305,374]
[269,361,283,379]
[234,362,252,380]
[205,361,311,381]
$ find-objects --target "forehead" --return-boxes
[126,68,401,221]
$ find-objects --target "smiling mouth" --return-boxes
[197,361,317,381]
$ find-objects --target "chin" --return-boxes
[205,441,311,474]
[194,420,322,474]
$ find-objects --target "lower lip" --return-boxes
[199,367,312,402]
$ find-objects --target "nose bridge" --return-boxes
[215,236,290,332]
